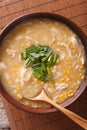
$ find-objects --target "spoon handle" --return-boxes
[45,97,87,129]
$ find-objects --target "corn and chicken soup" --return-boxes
[0,19,86,108]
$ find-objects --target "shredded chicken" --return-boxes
[70,35,78,48]
[15,35,23,40]
[4,73,10,80]
[56,49,65,60]
[70,36,85,62]
[6,48,17,58]
[25,35,38,45]
[20,67,33,86]
[61,42,72,58]
[55,83,68,90]
[51,27,62,40]
[0,62,7,69]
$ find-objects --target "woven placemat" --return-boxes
[0,96,9,129]
[0,0,87,130]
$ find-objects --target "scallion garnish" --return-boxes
[53,54,59,63]
[21,45,59,83]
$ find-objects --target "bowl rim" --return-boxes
[0,12,87,113]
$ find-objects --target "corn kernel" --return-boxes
[64,92,68,99]
[12,67,17,72]
[50,85,55,88]
[35,79,38,82]
[80,73,83,76]
[69,65,72,70]
[14,90,18,94]
[62,64,64,68]
[67,42,73,48]
[59,94,65,102]
[55,99,60,103]
[67,42,71,46]
[59,78,64,83]
[24,102,29,105]
[63,70,67,75]
[81,75,84,80]
[67,71,70,75]
[68,81,71,84]
[41,82,44,85]
[54,22,59,26]
[62,31,66,35]
[64,75,67,78]
[66,55,70,61]
[75,75,78,79]
[17,93,23,99]
[68,90,74,97]
[59,94,63,98]
[80,65,84,70]
[20,43,24,47]
[38,105,42,108]
[68,92,74,97]
[15,86,20,91]
[73,49,77,54]
[74,83,77,87]
[75,85,79,89]
[68,61,72,65]
[56,41,60,46]
[8,80,12,84]
[66,77,70,82]
[56,59,60,64]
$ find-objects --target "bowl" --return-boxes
[0,12,87,113]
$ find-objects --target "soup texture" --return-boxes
[0,19,86,108]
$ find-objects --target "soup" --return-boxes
[0,19,86,108]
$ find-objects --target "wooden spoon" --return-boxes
[25,89,87,129]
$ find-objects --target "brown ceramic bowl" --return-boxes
[0,12,87,113]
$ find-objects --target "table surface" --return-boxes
[0,0,87,130]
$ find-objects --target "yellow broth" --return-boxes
[0,19,86,108]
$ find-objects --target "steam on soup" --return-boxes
[0,19,86,108]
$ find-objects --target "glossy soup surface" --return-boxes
[0,19,86,108]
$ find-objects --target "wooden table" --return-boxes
[0,0,87,130]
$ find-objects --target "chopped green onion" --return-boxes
[28,55,35,62]
[40,75,48,82]
[33,71,41,78]
[21,52,24,60]
[30,53,39,58]
[53,54,58,63]
[32,63,41,70]
[39,45,48,51]
[48,77,54,84]
[46,66,51,74]
[41,57,47,62]
[20,44,59,83]
[25,58,32,68]
[26,45,39,53]
[23,51,27,59]
[41,63,46,72]
[21,51,27,60]
[45,48,52,57]
[39,51,45,56]
[47,54,53,65]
